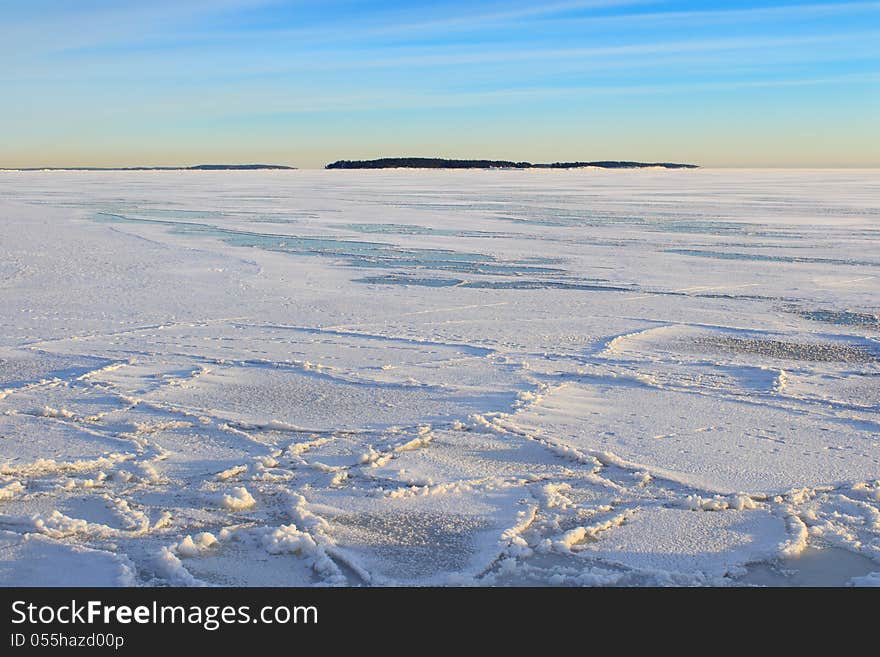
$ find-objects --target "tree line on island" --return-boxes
[325,158,698,169]
[4,159,698,171]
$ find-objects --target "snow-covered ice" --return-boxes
[0,168,878,586]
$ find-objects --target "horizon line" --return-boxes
[5,164,880,171]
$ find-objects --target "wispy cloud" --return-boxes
[77,0,877,51]
[290,31,880,71]
[537,1,880,31]
[77,70,880,117]
[337,0,661,35]
[1,0,283,54]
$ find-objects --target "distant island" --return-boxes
[325,158,698,170]
[3,164,296,171]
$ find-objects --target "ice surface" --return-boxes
[0,168,878,586]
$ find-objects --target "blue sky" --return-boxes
[2,0,878,167]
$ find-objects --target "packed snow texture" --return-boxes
[0,169,878,586]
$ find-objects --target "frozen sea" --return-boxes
[0,168,878,586]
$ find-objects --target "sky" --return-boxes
[2,0,879,168]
